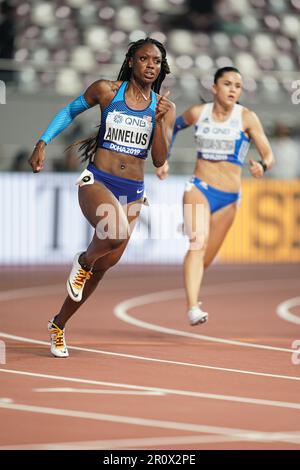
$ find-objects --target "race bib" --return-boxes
[104,111,153,150]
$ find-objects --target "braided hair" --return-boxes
[69,38,170,162]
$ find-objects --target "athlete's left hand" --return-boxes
[155,91,172,122]
[248,159,264,178]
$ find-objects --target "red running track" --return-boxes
[0,263,300,450]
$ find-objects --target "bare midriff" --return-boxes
[194,159,242,193]
[93,147,145,181]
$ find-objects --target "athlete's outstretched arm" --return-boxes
[151,92,176,168]
[244,110,275,178]
[156,103,203,180]
[28,80,116,173]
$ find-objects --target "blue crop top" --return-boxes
[195,103,250,167]
[97,81,157,159]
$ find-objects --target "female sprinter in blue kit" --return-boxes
[29,38,176,357]
[157,66,274,326]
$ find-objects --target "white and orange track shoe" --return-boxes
[66,252,93,302]
[48,318,69,358]
[187,302,208,326]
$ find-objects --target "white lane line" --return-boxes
[1,400,300,445]
[34,387,165,396]
[277,297,300,326]
[0,435,249,450]
[0,397,14,404]
[1,334,300,382]
[1,368,300,412]
[0,403,300,444]
[113,289,295,353]
[0,278,298,357]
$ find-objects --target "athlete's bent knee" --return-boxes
[96,218,130,245]
[189,236,208,252]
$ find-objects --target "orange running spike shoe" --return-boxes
[67,252,93,302]
[48,318,69,358]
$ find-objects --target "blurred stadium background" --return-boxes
[0,0,299,265]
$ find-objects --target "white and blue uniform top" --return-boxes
[195,103,250,167]
[97,81,157,159]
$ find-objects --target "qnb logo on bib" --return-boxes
[195,123,240,140]
[196,125,239,139]
[213,128,231,136]
[202,127,232,136]
[105,111,152,150]
[114,113,124,124]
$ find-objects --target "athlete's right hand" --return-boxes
[156,160,169,180]
[28,141,46,173]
